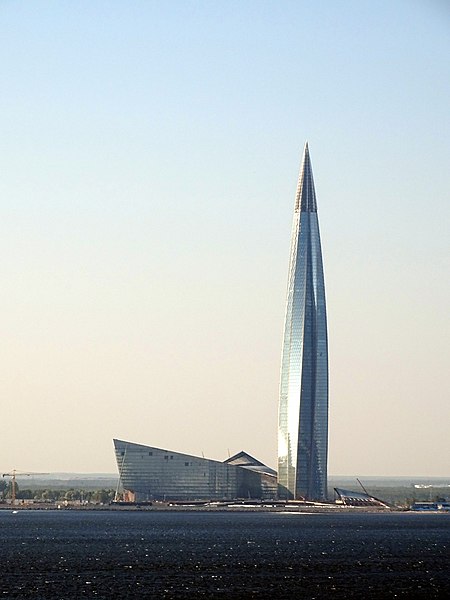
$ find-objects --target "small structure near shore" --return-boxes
[334,487,390,508]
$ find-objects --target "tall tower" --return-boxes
[278,143,328,501]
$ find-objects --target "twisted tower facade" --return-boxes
[278,143,328,500]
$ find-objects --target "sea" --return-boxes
[1,510,449,599]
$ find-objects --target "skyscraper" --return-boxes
[278,143,328,501]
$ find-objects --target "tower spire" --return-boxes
[295,142,317,213]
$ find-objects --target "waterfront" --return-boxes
[1,510,449,598]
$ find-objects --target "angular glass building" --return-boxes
[278,143,328,501]
[113,439,277,502]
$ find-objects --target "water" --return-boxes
[1,510,449,598]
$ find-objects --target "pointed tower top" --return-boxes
[294,142,317,213]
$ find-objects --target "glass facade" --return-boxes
[113,440,277,501]
[278,143,328,501]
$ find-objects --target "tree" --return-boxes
[16,489,33,500]
[91,489,115,504]
[3,481,19,500]
[0,479,7,501]
[41,489,56,501]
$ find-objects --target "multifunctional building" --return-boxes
[114,143,329,502]
[278,143,328,501]
[113,439,277,502]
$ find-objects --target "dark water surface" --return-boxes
[1,510,449,598]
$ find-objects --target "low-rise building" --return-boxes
[113,439,277,502]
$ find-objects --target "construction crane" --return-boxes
[2,470,48,504]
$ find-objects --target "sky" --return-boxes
[0,0,449,477]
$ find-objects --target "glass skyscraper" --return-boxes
[278,143,328,501]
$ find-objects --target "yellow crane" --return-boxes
[2,470,48,504]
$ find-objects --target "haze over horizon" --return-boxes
[1,1,449,477]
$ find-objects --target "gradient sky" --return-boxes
[1,1,449,476]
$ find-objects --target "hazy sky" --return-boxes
[1,1,449,476]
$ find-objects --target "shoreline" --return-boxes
[0,502,406,513]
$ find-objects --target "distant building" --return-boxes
[334,488,389,508]
[411,501,450,512]
[278,143,329,501]
[113,439,277,502]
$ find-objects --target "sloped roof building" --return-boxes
[114,439,277,502]
[334,488,389,508]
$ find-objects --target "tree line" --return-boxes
[0,481,115,504]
